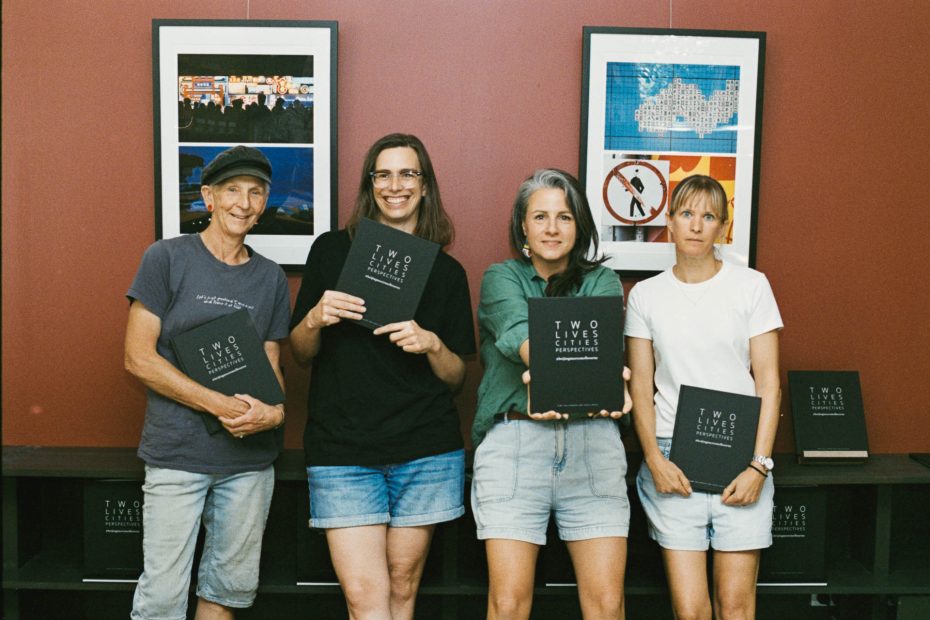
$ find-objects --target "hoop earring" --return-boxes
[522,242,532,258]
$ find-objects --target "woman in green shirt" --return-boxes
[472,168,632,619]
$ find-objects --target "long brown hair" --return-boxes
[345,133,454,247]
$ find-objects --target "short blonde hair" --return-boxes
[669,175,729,224]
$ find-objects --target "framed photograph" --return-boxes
[580,27,765,275]
[153,20,337,269]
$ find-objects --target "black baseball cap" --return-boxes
[200,145,272,186]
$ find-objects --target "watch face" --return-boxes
[764,457,774,470]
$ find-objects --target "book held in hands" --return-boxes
[335,217,440,329]
[788,370,868,463]
[171,308,284,434]
[669,385,761,493]
[528,296,623,415]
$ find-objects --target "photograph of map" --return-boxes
[604,62,740,154]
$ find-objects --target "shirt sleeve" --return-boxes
[478,263,531,365]
[267,267,292,341]
[748,272,784,338]
[126,241,172,318]
[289,233,331,331]
[437,259,476,356]
[623,282,652,340]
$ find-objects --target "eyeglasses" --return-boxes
[369,170,423,188]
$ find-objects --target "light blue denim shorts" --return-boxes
[131,464,275,620]
[471,417,630,545]
[637,437,774,552]
[307,449,465,529]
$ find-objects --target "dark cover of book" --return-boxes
[669,385,761,493]
[528,296,623,415]
[758,486,827,584]
[83,479,143,581]
[334,217,440,330]
[171,308,284,434]
[789,370,869,463]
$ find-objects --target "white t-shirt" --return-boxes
[624,261,783,438]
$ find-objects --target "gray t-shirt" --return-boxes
[127,234,290,474]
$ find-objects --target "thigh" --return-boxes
[471,421,554,545]
[554,420,630,541]
[486,539,540,603]
[307,464,390,529]
[565,536,627,596]
[197,466,275,607]
[326,524,390,586]
[662,549,712,620]
[387,449,465,527]
[386,524,435,577]
[712,550,760,617]
[132,466,211,620]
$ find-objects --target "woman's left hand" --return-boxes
[373,320,439,354]
[222,394,285,438]
[585,366,634,419]
[721,466,766,506]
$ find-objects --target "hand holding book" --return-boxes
[522,366,633,420]
[303,290,367,329]
[222,395,285,438]
[720,466,766,506]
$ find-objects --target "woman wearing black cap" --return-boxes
[125,145,290,620]
[290,133,475,620]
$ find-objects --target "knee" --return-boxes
[716,599,753,620]
[389,564,421,601]
[488,590,533,619]
[341,575,389,611]
[584,590,624,617]
[671,601,712,620]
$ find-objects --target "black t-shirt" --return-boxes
[291,229,476,466]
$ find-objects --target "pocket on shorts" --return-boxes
[584,421,628,499]
[472,422,519,505]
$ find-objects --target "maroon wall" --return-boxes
[4,1,929,454]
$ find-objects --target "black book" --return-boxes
[669,385,761,493]
[171,308,284,434]
[335,217,440,330]
[758,486,827,584]
[528,296,623,415]
[788,370,869,463]
[82,480,143,581]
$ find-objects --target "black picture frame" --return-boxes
[153,19,338,270]
[580,27,765,276]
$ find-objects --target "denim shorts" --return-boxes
[637,437,774,552]
[471,417,630,545]
[307,449,465,529]
[131,465,275,620]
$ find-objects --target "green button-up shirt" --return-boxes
[472,259,622,446]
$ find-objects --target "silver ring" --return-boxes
[237,434,244,439]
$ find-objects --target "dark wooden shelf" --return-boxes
[4,447,930,619]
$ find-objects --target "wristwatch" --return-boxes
[752,455,775,473]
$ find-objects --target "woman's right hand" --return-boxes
[522,369,567,420]
[303,290,366,329]
[646,454,693,497]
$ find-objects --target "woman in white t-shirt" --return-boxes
[625,175,783,620]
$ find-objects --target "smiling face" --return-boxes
[667,193,725,259]
[201,175,268,239]
[522,187,577,280]
[371,146,425,234]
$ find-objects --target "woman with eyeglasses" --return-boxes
[472,168,632,619]
[290,133,475,620]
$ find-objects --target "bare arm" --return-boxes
[124,301,248,421]
[722,329,781,505]
[373,321,467,392]
[289,290,366,366]
[627,336,692,496]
